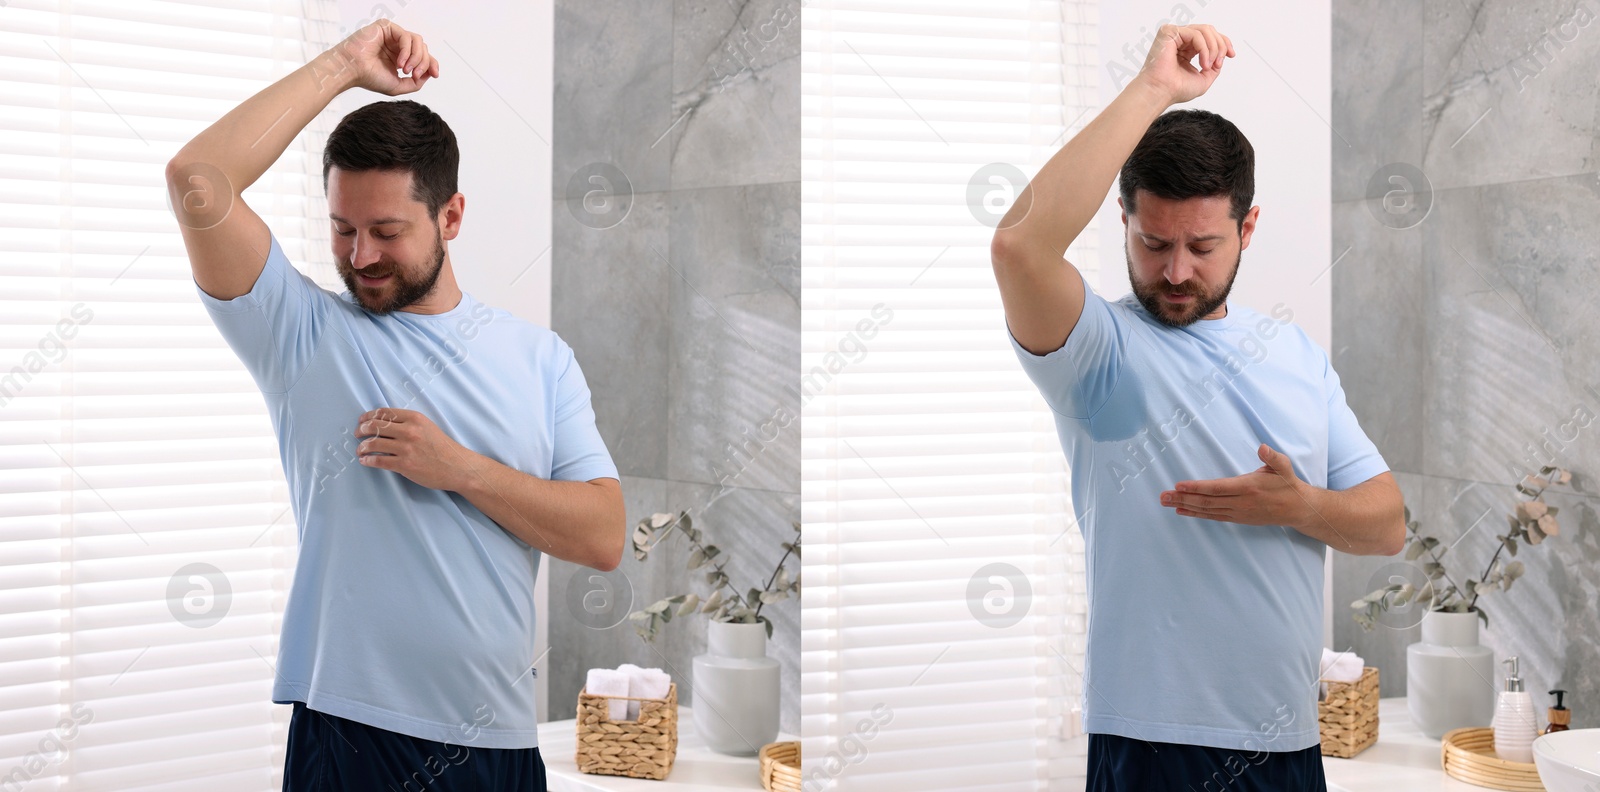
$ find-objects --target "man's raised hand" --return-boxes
[338,19,440,96]
[1134,23,1234,106]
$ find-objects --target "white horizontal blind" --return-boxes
[801,1,1098,789]
[0,3,342,790]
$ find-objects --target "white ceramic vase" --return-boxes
[1407,609,1495,739]
[693,620,780,756]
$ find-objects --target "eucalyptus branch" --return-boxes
[1351,465,1572,632]
[628,511,802,642]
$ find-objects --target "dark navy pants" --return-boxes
[282,701,547,792]
[1087,732,1327,792]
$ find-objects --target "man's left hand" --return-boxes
[355,407,477,491]
[1159,443,1316,529]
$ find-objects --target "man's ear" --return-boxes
[439,192,465,241]
[1117,197,1127,227]
[1238,204,1260,250]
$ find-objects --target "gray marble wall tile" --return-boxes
[552,193,671,481]
[553,1,675,199]
[1331,199,1426,472]
[551,0,800,738]
[667,182,801,492]
[1420,175,1600,484]
[669,0,802,191]
[1420,0,1600,191]
[1334,0,1600,727]
[1331,0,1424,203]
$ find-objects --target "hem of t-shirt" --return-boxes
[554,463,621,483]
[1326,457,1391,493]
[1084,714,1321,752]
[192,231,286,314]
[1005,269,1127,423]
[273,687,540,750]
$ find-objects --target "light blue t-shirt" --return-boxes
[1009,270,1388,752]
[196,231,618,749]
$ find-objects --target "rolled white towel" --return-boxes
[1319,647,1364,683]
[585,668,630,721]
[618,663,672,720]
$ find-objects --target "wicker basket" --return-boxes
[759,741,800,792]
[575,682,678,780]
[1441,727,1546,791]
[1319,666,1379,758]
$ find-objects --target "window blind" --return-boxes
[1,3,342,789]
[801,1,1099,789]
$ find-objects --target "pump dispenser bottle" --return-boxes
[1544,689,1570,735]
[1493,656,1538,763]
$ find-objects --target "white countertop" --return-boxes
[1324,697,1534,792]
[538,707,799,792]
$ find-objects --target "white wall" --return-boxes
[334,0,557,717]
[1094,1,1337,647]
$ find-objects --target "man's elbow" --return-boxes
[990,229,1024,273]
[1371,529,1405,557]
[1371,504,1408,556]
[587,484,626,572]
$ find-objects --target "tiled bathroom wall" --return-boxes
[1330,0,1600,723]
[545,0,801,736]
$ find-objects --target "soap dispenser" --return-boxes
[1492,657,1537,763]
[1545,689,1570,735]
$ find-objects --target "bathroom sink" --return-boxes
[1533,729,1600,792]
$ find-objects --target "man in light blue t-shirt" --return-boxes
[166,20,622,791]
[989,23,1405,791]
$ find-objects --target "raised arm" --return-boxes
[165,20,441,300]
[989,24,1234,355]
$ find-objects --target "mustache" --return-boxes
[340,260,394,278]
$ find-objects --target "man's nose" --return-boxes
[1164,255,1196,285]
[352,235,383,268]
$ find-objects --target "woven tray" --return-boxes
[1441,727,1546,791]
[575,682,678,780]
[760,741,800,792]
[1319,666,1379,758]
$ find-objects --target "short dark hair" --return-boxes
[322,100,459,220]
[1118,108,1254,231]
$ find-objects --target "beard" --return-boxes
[1126,239,1240,328]
[336,224,447,315]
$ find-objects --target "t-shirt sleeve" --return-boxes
[1006,267,1128,419]
[194,230,334,394]
[1323,351,1390,491]
[549,338,619,482]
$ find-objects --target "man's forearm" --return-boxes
[170,42,361,187]
[452,452,625,571]
[1290,476,1405,556]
